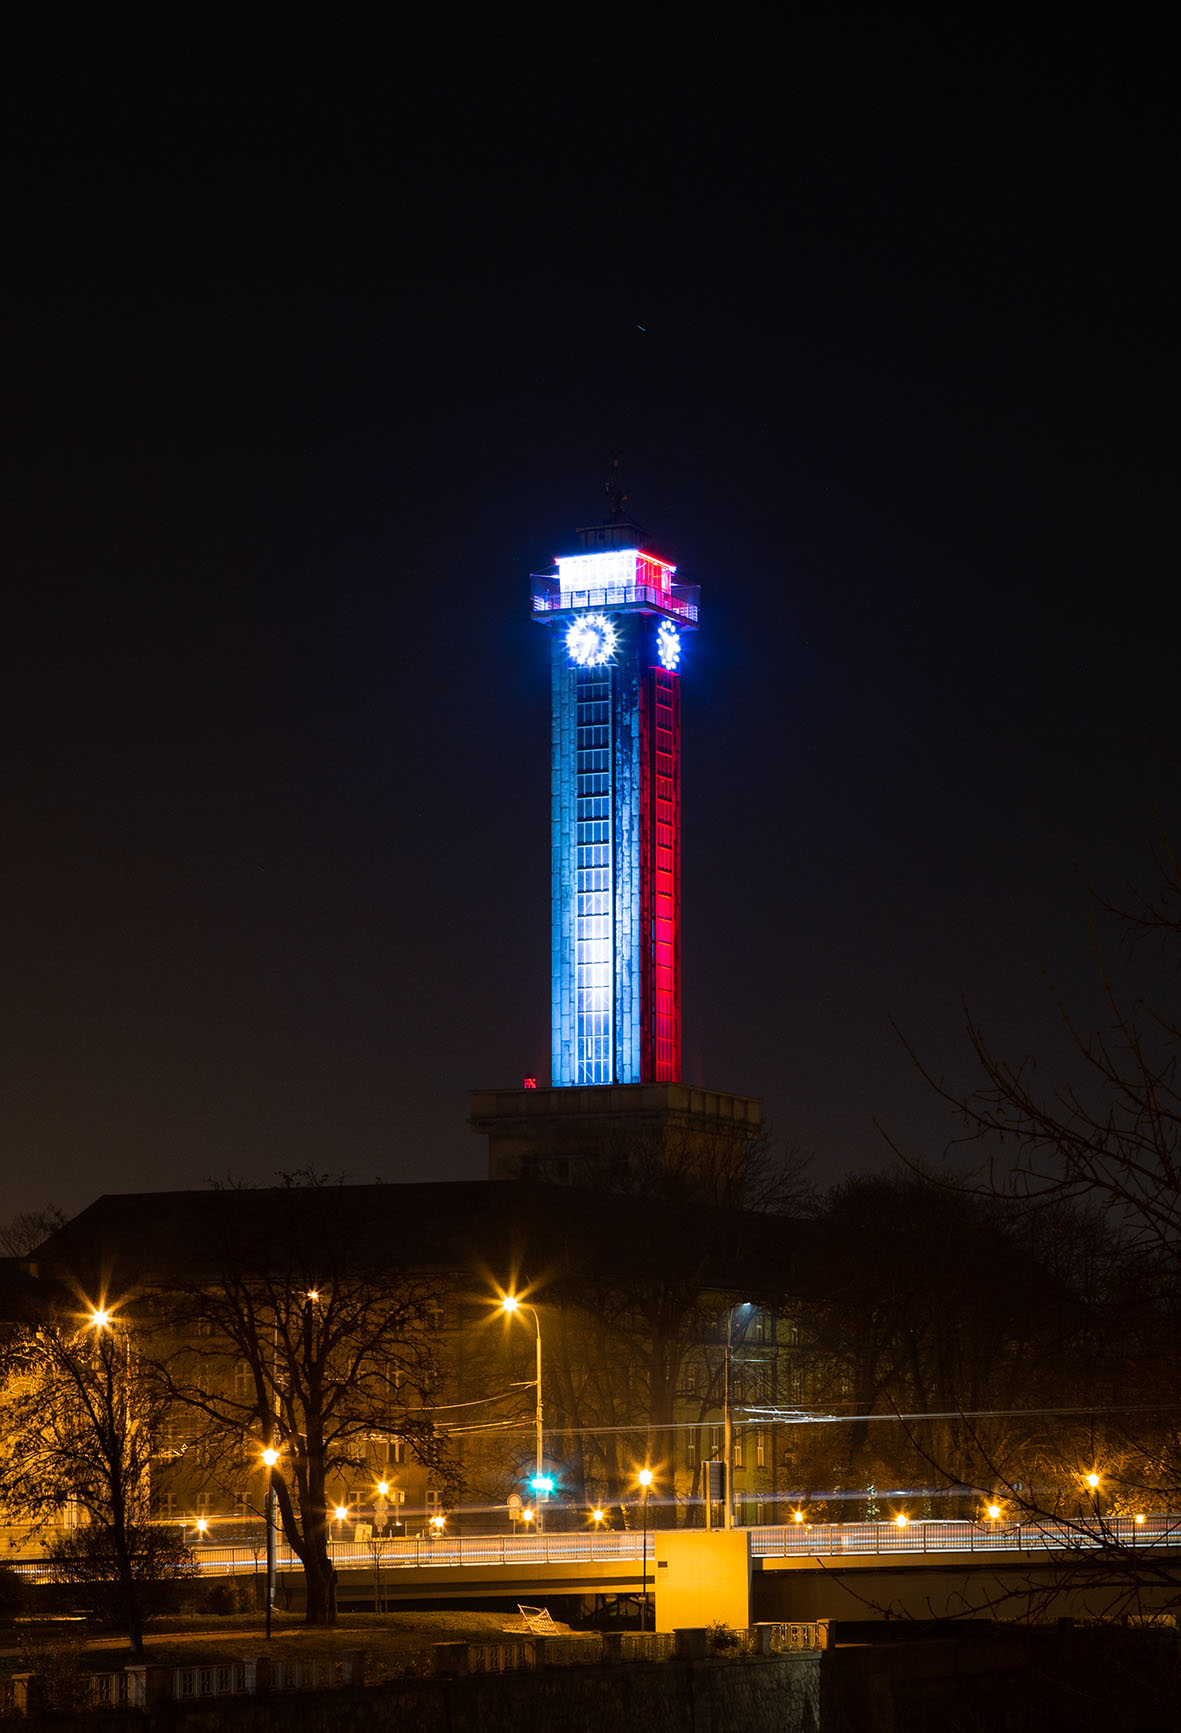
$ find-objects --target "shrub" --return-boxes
[46,1523,197,1629]
[0,1561,29,1618]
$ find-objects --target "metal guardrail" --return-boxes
[530,581,700,622]
[748,1514,1181,1558]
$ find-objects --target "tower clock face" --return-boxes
[566,613,617,667]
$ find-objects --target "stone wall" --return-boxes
[821,1626,1181,1733]
[16,1652,820,1733]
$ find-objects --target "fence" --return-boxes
[749,1514,1181,1558]
[2,1653,365,1715]
[445,1626,817,1676]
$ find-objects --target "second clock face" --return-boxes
[566,612,617,667]
[656,619,681,671]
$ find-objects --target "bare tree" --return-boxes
[0,1299,172,1656]
[1,1205,66,1258]
[164,1177,454,1626]
[885,820,1181,1584]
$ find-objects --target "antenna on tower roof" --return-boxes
[605,455,628,520]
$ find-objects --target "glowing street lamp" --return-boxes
[894,1513,909,1529]
[723,1303,752,1531]
[501,1293,545,1531]
[522,1507,534,1526]
[429,1513,446,1536]
[260,1443,280,1640]
[986,1503,1001,1522]
[792,1509,805,1526]
[637,1468,654,1631]
[195,1517,208,1539]
[591,1508,605,1527]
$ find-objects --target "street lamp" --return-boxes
[1085,1471,1102,1523]
[637,1468,654,1631]
[501,1294,545,1531]
[261,1444,279,1640]
[723,1302,751,1531]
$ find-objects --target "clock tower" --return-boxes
[470,504,761,1191]
[532,517,698,1086]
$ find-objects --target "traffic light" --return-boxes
[529,1474,555,1495]
[706,1460,727,1501]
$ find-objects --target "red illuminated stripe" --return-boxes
[639,665,681,1081]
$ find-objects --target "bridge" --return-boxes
[20,1516,1180,1622]
[172,1511,1179,1577]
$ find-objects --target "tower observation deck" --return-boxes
[533,520,699,1088]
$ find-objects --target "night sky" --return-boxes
[3,9,1176,1221]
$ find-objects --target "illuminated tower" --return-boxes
[530,520,699,1086]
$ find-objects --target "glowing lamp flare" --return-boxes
[565,612,617,667]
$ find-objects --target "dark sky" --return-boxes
[2,8,1176,1221]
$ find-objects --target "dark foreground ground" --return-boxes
[2,1609,533,1682]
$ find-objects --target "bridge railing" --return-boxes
[751,1514,1181,1557]
[13,1516,1181,1583]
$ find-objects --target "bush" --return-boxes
[46,1523,198,1629]
[0,1561,29,1618]
[196,1578,258,1615]
[17,1635,91,1713]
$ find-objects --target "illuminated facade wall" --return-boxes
[534,540,698,1087]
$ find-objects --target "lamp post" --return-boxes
[1085,1471,1102,1524]
[501,1295,545,1531]
[261,1445,279,1640]
[637,1468,654,1630]
[723,1303,751,1531]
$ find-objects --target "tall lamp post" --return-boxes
[261,1446,279,1640]
[723,1303,751,1531]
[501,1295,545,1531]
[637,1468,654,1630]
